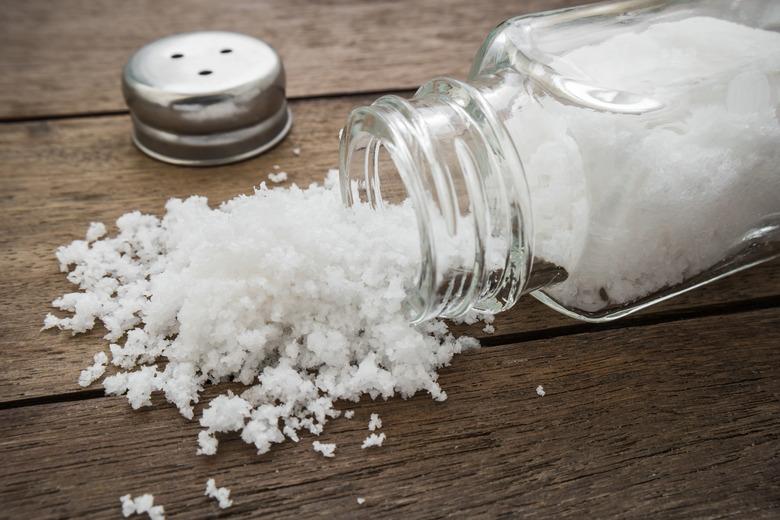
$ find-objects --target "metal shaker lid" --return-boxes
[122,31,292,166]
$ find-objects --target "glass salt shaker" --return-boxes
[339,0,780,323]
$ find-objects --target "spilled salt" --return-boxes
[78,351,108,387]
[367,413,382,431]
[361,432,386,449]
[120,493,165,520]
[536,385,545,397]
[312,440,336,458]
[204,478,233,509]
[85,221,107,242]
[46,170,481,457]
[268,171,288,183]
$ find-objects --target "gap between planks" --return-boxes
[0,88,418,125]
[478,293,780,348]
[2,297,777,412]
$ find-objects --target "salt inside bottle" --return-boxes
[339,0,780,322]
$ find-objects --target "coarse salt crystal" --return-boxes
[357,497,366,505]
[204,478,233,509]
[119,493,165,520]
[85,222,107,243]
[312,440,336,458]
[78,351,108,387]
[268,171,288,183]
[536,385,545,397]
[367,413,382,431]
[196,431,219,456]
[343,410,355,419]
[361,432,386,449]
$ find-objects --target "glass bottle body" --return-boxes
[339,0,780,323]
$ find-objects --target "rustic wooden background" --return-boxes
[1,0,779,518]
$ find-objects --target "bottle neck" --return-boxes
[339,78,539,322]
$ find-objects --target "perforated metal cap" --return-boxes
[122,31,292,166]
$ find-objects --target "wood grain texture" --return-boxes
[3,100,779,403]
[2,0,780,518]
[0,0,595,120]
[2,308,778,519]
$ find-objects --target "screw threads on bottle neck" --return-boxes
[339,78,533,322]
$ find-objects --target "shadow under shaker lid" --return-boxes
[122,31,292,166]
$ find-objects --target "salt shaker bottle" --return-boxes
[339,0,780,323]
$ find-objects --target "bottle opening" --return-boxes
[338,104,441,323]
[339,91,533,323]
[344,132,411,210]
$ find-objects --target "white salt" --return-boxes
[506,17,780,313]
[312,440,336,458]
[367,413,382,431]
[343,410,355,419]
[361,432,386,449]
[204,478,233,509]
[85,222,107,243]
[536,385,545,397]
[47,170,480,457]
[357,497,366,505]
[293,148,301,156]
[268,171,288,183]
[78,351,108,387]
[120,493,165,520]
[196,431,219,456]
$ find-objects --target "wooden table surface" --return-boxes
[2,1,779,518]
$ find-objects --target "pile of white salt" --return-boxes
[45,171,482,455]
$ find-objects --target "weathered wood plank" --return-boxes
[2,95,780,403]
[0,0,595,120]
[3,2,778,519]
[1,308,778,519]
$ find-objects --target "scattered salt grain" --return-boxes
[293,148,301,156]
[367,413,382,432]
[361,432,386,449]
[78,351,108,387]
[47,170,482,457]
[482,324,495,334]
[312,440,336,458]
[85,222,107,243]
[343,410,355,419]
[204,478,233,509]
[268,171,288,183]
[357,497,366,505]
[196,431,219,456]
[120,493,165,520]
[536,385,545,397]
[273,164,280,169]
